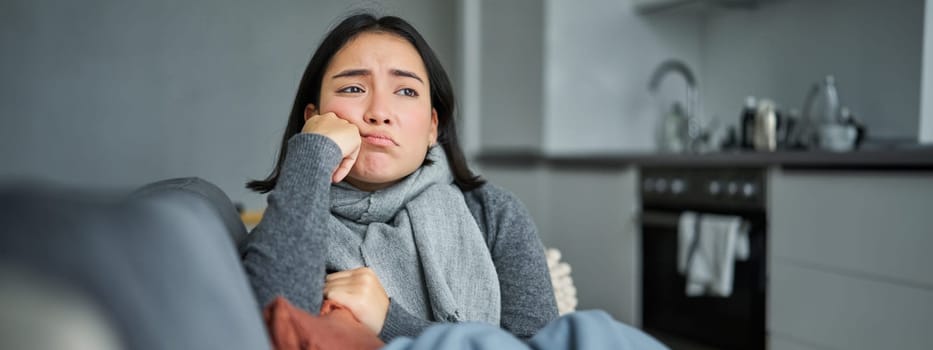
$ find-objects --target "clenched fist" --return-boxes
[302,112,361,183]
[323,267,390,334]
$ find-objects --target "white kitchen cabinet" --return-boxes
[768,169,933,350]
[545,167,641,325]
[770,262,933,350]
[770,170,933,287]
[474,165,551,228]
[480,164,642,325]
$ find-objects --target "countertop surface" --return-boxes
[475,146,933,170]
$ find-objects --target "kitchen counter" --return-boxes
[475,146,933,170]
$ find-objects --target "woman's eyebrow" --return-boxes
[331,69,370,80]
[331,68,424,85]
[390,69,423,84]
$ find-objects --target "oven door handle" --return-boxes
[639,210,681,229]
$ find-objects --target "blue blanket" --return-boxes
[384,310,669,350]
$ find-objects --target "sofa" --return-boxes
[0,177,592,350]
[0,178,270,349]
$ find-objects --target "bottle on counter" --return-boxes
[780,108,801,150]
[802,75,841,149]
[754,99,779,152]
[740,96,757,150]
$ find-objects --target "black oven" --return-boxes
[640,167,767,350]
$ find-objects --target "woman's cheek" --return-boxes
[400,106,434,140]
[320,100,364,123]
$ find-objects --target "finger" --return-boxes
[325,272,371,287]
[332,158,354,183]
[323,287,352,302]
[325,270,354,281]
[349,267,380,283]
[325,267,371,282]
[323,279,356,293]
[324,270,376,293]
[323,284,367,303]
[322,279,347,295]
[331,145,360,183]
[302,113,328,129]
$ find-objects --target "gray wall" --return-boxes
[532,0,927,153]
[0,0,458,210]
[922,0,933,143]
[701,0,925,142]
[478,0,544,151]
[544,0,703,154]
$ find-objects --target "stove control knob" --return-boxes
[655,178,668,193]
[708,180,722,195]
[671,179,686,194]
[643,178,655,193]
[742,182,758,198]
[727,181,739,196]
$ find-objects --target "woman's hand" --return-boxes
[323,267,390,334]
[302,112,361,183]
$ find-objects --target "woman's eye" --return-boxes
[397,88,418,97]
[338,86,364,93]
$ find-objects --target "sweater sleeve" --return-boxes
[377,298,434,341]
[239,133,342,313]
[475,185,559,339]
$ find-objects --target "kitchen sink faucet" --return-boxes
[649,59,705,152]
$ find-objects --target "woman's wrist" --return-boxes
[276,134,343,193]
[377,299,434,342]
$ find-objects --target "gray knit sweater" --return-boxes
[240,133,558,342]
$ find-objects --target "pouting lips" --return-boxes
[361,133,398,146]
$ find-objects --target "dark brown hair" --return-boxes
[247,13,483,193]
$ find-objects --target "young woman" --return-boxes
[240,13,558,342]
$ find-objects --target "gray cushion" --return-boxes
[0,182,270,350]
[133,177,249,246]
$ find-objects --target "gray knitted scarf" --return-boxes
[324,146,501,325]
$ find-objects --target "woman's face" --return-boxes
[311,32,438,191]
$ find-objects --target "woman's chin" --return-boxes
[348,152,420,190]
[347,167,401,191]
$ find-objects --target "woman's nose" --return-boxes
[365,115,391,125]
[364,94,393,125]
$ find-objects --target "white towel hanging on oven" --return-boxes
[677,211,749,297]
